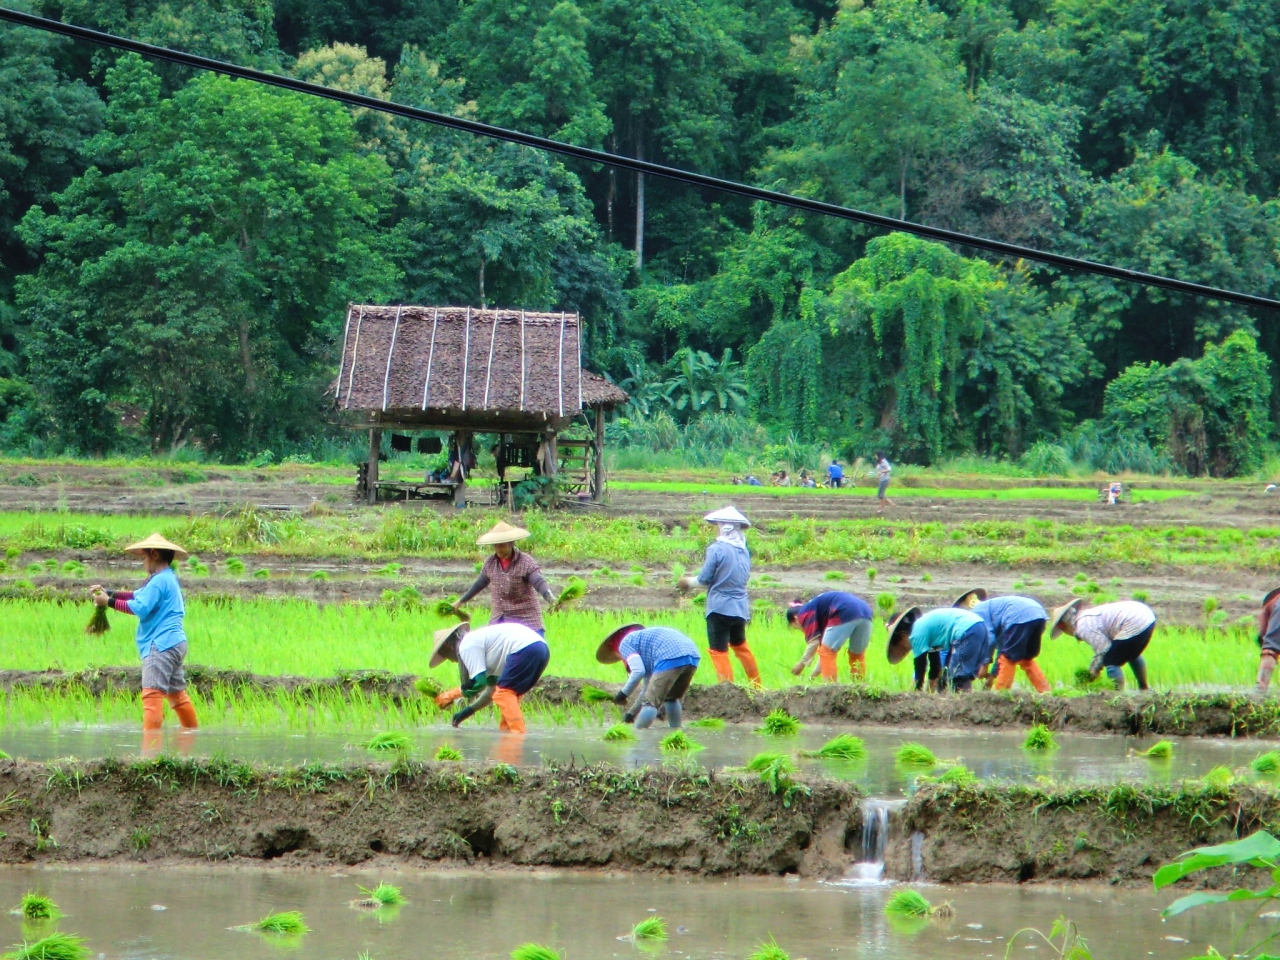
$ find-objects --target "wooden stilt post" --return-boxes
[367,427,381,504]
[592,406,606,503]
[544,428,559,478]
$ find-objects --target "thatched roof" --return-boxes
[335,305,627,427]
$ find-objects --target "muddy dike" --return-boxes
[0,757,857,876]
[891,779,1280,888]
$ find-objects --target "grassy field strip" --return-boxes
[611,481,1194,502]
[0,597,1263,693]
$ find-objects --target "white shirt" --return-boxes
[1073,601,1156,656]
[458,622,543,681]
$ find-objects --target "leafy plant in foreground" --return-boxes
[1023,724,1058,751]
[14,894,59,921]
[758,709,801,736]
[3,932,90,960]
[631,917,667,942]
[801,734,866,761]
[1002,917,1091,959]
[602,724,637,742]
[748,936,790,960]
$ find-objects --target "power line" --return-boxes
[2,5,1278,312]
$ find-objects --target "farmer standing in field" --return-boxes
[678,506,761,686]
[875,452,893,508]
[786,590,874,682]
[886,603,991,692]
[1256,588,1280,693]
[597,623,701,730]
[453,521,557,634]
[430,620,549,733]
[962,589,1051,693]
[89,534,198,750]
[1050,597,1155,691]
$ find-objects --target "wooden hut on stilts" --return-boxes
[334,304,628,505]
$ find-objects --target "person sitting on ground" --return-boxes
[90,534,198,751]
[745,474,762,486]
[965,590,1051,693]
[786,590,874,682]
[875,451,893,508]
[798,469,815,488]
[1050,598,1154,690]
[1257,589,1280,694]
[826,460,844,488]
[886,604,991,692]
[597,623,701,729]
[772,470,791,486]
[431,620,550,733]
[454,521,556,634]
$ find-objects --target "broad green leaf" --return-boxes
[1161,888,1280,917]
[1154,832,1280,890]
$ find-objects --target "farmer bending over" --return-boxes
[786,590,874,682]
[1051,598,1154,691]
[90,534,198,749]
[597,624,701,729]
[431,621,549,733]
[886,605,991,692]
[1257,588,1280,694]
[964,590,1050,693]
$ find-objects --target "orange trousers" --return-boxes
[817,646,866,682]
[991,655,1050,693]
[492,687,526,733]
[141,688,197,754]
[709,645,761,686]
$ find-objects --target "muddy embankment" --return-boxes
[9,668,1280,739]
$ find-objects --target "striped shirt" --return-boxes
[1073,601,1156,656]
[619,627,701,676]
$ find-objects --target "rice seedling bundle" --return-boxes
[580,686,614,704]
[253,911,309,935]
[83,603,109,636]
[365,731,411,754]
[511,945,562,960]
[414,676,442,697]
[802,734,866,761]
[1252,750,1280,774]
[434,744,463,761]
[15,894,59,921]
[758,709,800,737]
[895,742,939,766]
[631,917,667,942]
[937,764,977,786]
[555,577,587,608]
[659,731,701,752]
[357,883,406,907]
[884,889,932,918]
[4,933,89,960]
[1022,724,1057,751]
[431,596,460,617]
[746,751,793,775]
[1204,766,1235,788]
[602,724,637,742]
[687,717,725,730]
[747,937,790,960]
[1143,740,1174,759]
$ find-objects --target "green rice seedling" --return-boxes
[687,717,725,730]
[4,933,90,960]
[224,557,245,574]
[866,567,877,582]
[357,883,406,907]
[14,894,60,921]
[758,708,801,737]
[802,734,866,761]
[365,731,411,754]
[921,573,932,582]
[83,604,109,636]
[42,560,56,572]
[884,889,932,918]
[747,937,790,960]
[1073,572,1088,582]
[1143,740,1174,759]
[414,676,442,697]
[875,592,896,618]
[628,573,644,586]
[1012,581,1025,590]
[511,945,562,960]
[309,570,330,581]
[669,563,685,585]
[939,764,976,786]
[1132,590,1149,602]
[602,724,637,742]
[746,751,793,775]
[1056,577,1068,585]
[252,568,270,580]
[659,731,701,752]
[23,564,41,576]
[1204,597,1220,615]
[431,596,460,617]
[631,916,667,942]
[554,576,587,608]
[253,911,309,935]
[434,745,463,762]
[580,686,614,704]
[895,742,939,766]
[824,571,847,581]
[1204,765,1235,788]
[1252,750,1280,774]
[1022,724,1057,751]
[374,563,402,577]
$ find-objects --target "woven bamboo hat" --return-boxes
[1048,598,1085,637]
[885,606,922,665]
[124,533,189,561]
[1264,588,1280,608]
[953,588,988,609]
[430,622,470,668]
[703,506,751,527]
[476,521,530,546]
[596,623,644,664]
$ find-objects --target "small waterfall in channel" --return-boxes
[848,798,902,883]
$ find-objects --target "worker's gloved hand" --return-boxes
[676,576,698,595]
[622,709,637,724]
[790,663,805,676]
[612,690,629,706]
[435,688,465,709]
[451,706,474,728]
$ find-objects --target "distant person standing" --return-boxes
[875,452,893,507]
[827,460,844,489]
[1256,588,1280,694]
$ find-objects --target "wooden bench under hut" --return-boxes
[333,304,628,505]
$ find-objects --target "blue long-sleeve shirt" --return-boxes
[973,596,1047,635]
[696,540,752,620]
[120,567,187,658]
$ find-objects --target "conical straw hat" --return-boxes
[596,623,644,664]
[704,506,751,526]
[953,588,987,609]
[476,521,530,545]
[124,533,189,561]
[430,622,470,668]
[1048,598,1085,637]
[885,606,921,665]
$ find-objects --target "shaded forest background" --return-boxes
[2,0,1280,474]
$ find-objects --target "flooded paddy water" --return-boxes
[0,865,1242,959]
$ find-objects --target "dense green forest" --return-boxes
[1,0,1279,473]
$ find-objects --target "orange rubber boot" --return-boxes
[733,644,762,687]
[709,649,734,683]
[1020,660,1051,694]
[1259,653,1278,694]
[166,691,198,729]
[817,645,839,682]
[141,688,165,754]
[992,655,1018,690]
[492,687,526,734]
[435,687,464,709]
[847,651,866,681]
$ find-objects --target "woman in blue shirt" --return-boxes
[91,533,197,747]
[678,506,760,685]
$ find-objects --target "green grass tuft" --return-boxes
[631,916,667,942]
[434,744,463,762]
[1204,765,1236,788]
[687,717,725,730]
[357,883,406,907]
[365,731,412,754]
[602,724,637,742]
[747,937,790,960]
[823,571,847,581]
[885,889,932,918]
[511,946,562,960]
[895,742,939,766]
[802,734,866,761]
[580,686,614,704]
[1143,740,1174,759]
[1022,723,1058,751]
[16,894,60,921]
[4,933,89,960]
[758,708,801,737]
[253,911,309,935]
[1252,750,1280,775]
[938,764,977,786]
[659,731,701,752]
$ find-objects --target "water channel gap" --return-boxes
[848,798,904,884]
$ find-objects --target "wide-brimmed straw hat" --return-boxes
[124,533,189,561]
[1265,588,1280,608]
[1048,599,1084,637]
[596,623,644,664]
[476,521,530,546]
[953,588,988,609]
[885,606,922,665]
[703,506,751,527]
[429,622,470,668]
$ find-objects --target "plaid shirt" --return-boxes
[619,627,700,675]
[1074,601,1156,657]
[478,549,550,630]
